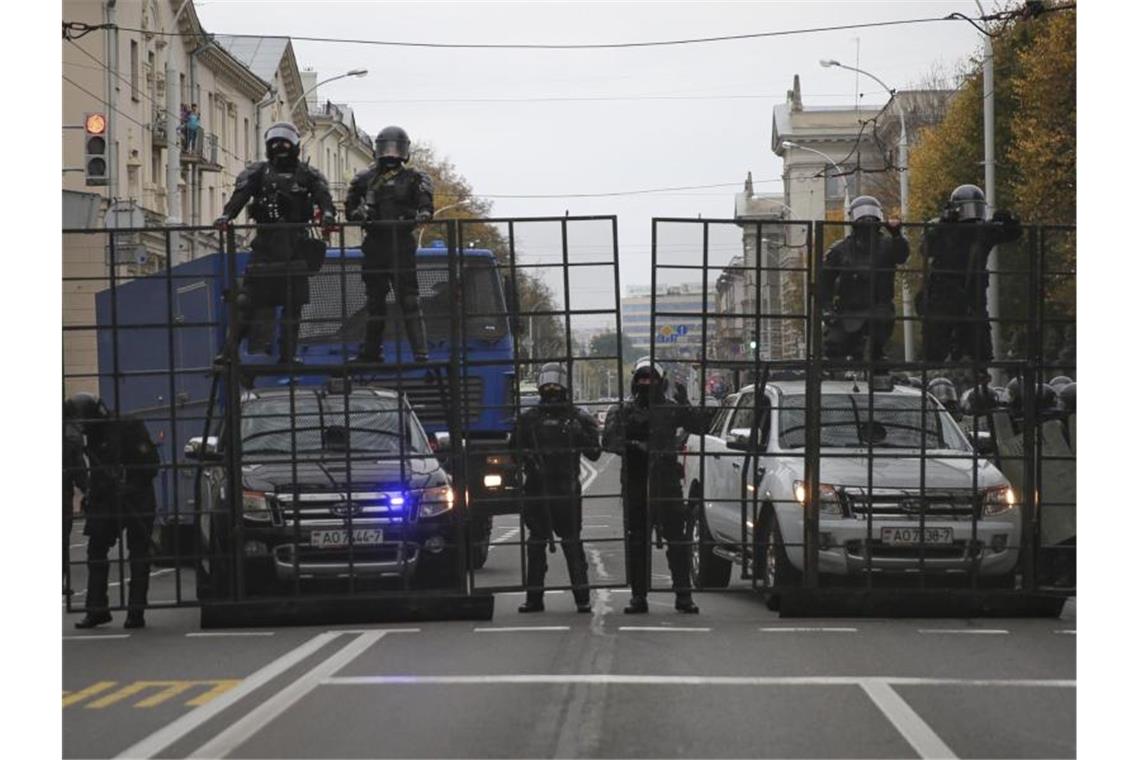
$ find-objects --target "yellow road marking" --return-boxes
[185,679,241,706]
[65,679,242,709]
[62,681,117,707]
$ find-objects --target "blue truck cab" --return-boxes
[96,243,520,564]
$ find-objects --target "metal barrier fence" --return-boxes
[62,214,1074,622]
[649,218,1075,611]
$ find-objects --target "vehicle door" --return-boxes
[706,391,756,543]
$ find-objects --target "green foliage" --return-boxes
[589,330,639,363]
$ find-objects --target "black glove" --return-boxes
[884,218,903,237]
[213,216,231,229]
[992,209,1017,225]
[673,383,689,405]
[940,205,959,223]
[347,207,369,223]
[415,209,433,223]
[320,211,339,233]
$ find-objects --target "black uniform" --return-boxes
[63,421,87,579]
[219,160,335,361]
[81,416,160,619]
[919,212,1021,363]
[603,387,702,606]
[819,226,909,361]
[345,163,434,361]
[510,402,601,607]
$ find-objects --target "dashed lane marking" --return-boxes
[185,632,275,638]
[618,626,711,633]
[474,626,571,633]
[1053,629,1077,635]
[63,634,131,640]
[917,628,1009,635]
[63,680,240,709]
[760,627,859,633]
[71,568,176,598]
[322,674,1075,687]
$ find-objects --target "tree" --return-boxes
[589,330,638,363]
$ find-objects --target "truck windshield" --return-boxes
[299,257,508,345]
[241,394,429,455]
[778,394,968,450]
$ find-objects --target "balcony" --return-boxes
[151,107,168,148]
[181,132,223,172]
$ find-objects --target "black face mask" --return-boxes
[539,388,566,405]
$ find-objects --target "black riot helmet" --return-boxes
[64,392,110,432]
[630,357,666,401]
[949,184,986,222]
[264,121,301,163]
[960,384,999,416]
[1037,383,1060,417]
[1059,382,1076,413]
[847,195,884,225]
[1048,375,1073,391]
[536,362,569,403]
[1006,376,1023,410]
[927,377,958,413]
[375,125,411,163]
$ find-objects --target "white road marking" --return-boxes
[580,459,600,493]
[489,526,521,551]
[114,631,342,759]
[760,627,859,633]
[62,634,131,640]
[185,632,276,638]
[70,543,86,549]
[498,590,566,597]
[188,630,415,759]
[323,674,1075,687]
[618,626,711,633]
[1053,629,1077,635]
[474,626,571,633]
[917,628,1009,635]
[71,568,176,598]
[861,679,958,759]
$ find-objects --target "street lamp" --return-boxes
[781,140,850,211]
[417,199,476,248]
[289,69,369,115]
[819,59,908,221]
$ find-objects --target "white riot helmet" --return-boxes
[848,195,884,225]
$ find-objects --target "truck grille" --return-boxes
[845,490,977,520]
[272,491,410,526]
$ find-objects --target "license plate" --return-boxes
[310,528,384,548]
[880,527,954,545]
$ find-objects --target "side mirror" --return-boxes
[725,427,757,452]
[434,431,451,452]
[185,435,220,461]
[971,430,996,456]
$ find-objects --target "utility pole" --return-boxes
[977,0,1002,374]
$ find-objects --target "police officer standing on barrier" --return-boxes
[63,410,87,594]
[65,394,160,629]
[603,359,702,614]
[510,363,601,613]
[918,184,1022,367]
[819,195,909,365]
[215,122,337,364]
[346,126,434,364]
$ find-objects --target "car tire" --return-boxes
[758,506,800,612]
[689,485,732,589]
[469,516,491,570]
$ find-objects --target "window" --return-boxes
[129,41,139,101]
[243,118,250,162]
[824,164,848,201]
[778,394,967,450]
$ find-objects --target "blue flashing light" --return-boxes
[430,239,446,248]
[389,494,406,508]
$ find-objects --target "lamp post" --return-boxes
[820,59,916,363]
[289,69,369,116]
[417,199,475,248]
[781,140,850,211]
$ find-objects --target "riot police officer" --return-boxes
[345,126,435,364]
[63,410,87,593]
[65,394,160,629]
[819,196,909,363]
[927,377,959,419]
[510,363,601,613]
[918,184,1022,366]
[215,122,336,364]
[603,359,703,614]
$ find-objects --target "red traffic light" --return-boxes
[84,113,107,135]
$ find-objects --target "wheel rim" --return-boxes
[689,507,701,579]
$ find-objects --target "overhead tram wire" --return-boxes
[75,15,963,50]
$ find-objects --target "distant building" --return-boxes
[621,283,716,360]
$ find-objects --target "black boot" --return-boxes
[405,312,429,362]
[75,612,113,629]
[124,612,146,629]
[278,317,302,365]
[675,593,700,614]
[351,318,386,365]
[574,595,592,614]
[518,596,545,613]
[623,596,648,614]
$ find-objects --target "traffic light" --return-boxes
[84,112,108,186]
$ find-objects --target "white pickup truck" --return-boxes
[682,379,1020,606]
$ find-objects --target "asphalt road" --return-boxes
[63,453,1076,759]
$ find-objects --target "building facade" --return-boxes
[621,283,717,360]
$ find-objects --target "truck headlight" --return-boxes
[982,485,1017,516]
[483,473,503,489]
[793,480,844,516]
[242,490,272,522]
[418,485,455,518]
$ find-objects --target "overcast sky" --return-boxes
[195,1,990,322]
